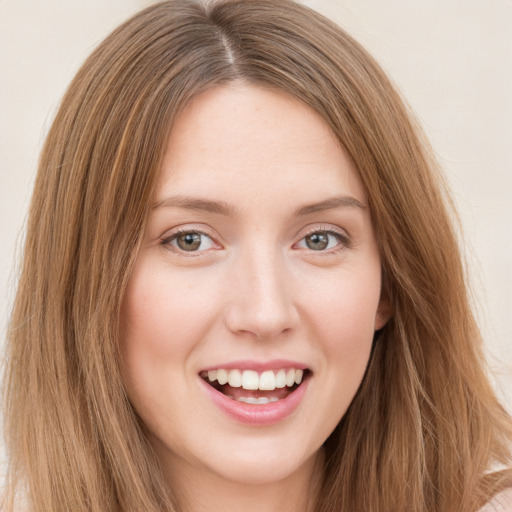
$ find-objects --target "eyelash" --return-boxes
[295,226,351,254]
[160,228,218,254]
[160,226,350,255]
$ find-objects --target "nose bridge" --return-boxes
[225,242,298,339]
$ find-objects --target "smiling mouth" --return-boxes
[200,368,310,404]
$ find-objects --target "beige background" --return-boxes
[1,0,511,449]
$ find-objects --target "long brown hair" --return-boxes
[3,1,512,511]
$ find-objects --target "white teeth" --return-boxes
[275,369,287,388]
[241,370,259,390]
[227,369,242,387]
[217,369,228,385]
[237,396,280,404]
[204,367,306,390]
[259,370,276,390]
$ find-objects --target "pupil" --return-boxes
[178,232,201,251]
[306,232,328,250]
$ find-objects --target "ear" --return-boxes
[374,296,392,331]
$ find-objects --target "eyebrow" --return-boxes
[295,196,367,215]
[153,196,235,216]
[152,194,366,216]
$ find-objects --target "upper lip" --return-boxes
[199,359,310,373]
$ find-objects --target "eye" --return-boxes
[295,230,347,251]
[163,230,216,252]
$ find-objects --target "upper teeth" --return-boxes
[205,368,304,391]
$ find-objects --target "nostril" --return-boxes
[225,310,299,340]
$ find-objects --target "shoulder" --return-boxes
[479,488,512,512]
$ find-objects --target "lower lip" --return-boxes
[199,375,310,426]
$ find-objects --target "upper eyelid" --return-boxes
[161,224,217,240]
[159,230,221,258]
[159,223,350,245]
[160,226,220,250]
[297,223,349,239]
[297,230,348,244]
[293,225,351,252]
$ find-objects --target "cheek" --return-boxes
[304,264,382,340]
[301,265,381,391]
[120,260,216,358]
[118,262,216,411]
[282,268,380,447]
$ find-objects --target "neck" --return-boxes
[160,448,324,512]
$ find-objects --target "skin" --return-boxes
[120,83,390,512]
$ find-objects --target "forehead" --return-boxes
[157,83,366,208]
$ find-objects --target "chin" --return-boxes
[203,447,317,486]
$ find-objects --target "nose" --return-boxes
[224,248,299,340]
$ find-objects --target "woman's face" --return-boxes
[120,84,389,490]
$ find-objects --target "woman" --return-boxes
[3,1,512,511]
